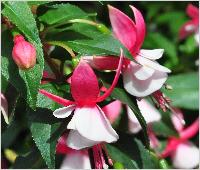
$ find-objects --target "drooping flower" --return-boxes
[39,49,124,150]
[84,5,171,97]
[56,134,91,169]
[179,4,199,43]
[12,35,36,69]
[161,117,199,168]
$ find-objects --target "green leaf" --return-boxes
[30,122,60,169]
[2,2,44,109]
[66,34,133,60]
[29,83,69,168]
[106,133,160,169]
[163,72,199,110]
[39,3,92,25]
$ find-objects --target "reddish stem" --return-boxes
[96,49,123,102]
[39,89,75,106]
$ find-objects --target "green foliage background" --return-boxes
[1,1,199,169]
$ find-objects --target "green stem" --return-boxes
[46,41,75,58]
[11,28,20,37]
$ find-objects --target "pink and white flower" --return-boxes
[179,4,199,43]
[161,117,199,168]
[84,5,171,97]
[39,49,124,150]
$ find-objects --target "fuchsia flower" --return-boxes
[39,49,124,150]
[12,35,36,69]
[84,5,171,97]
[56,134,91,169]
[179,4,199,43]
[161,117,199,168]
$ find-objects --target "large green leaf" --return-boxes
[106,133,160,169]
[39,3,93,25]
[2,1,44,109]
[163,72,199,110]
[67,35,133,59]
[28,83,68,168]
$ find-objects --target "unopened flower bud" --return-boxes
[12,35,36,70]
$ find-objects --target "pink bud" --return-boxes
[12,35,36,69]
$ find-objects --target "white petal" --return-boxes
[73,106,119,143]
[172,142,199,169]
[67,130,99,150]
[136,56,171,73]
[133,62,155,80]
[127,106,142,133]
[139,49,164,60]
[53,105,75,118]
[67,115,76,129]
[61,151,91,169]
[137,99,161,123]
[123,64,168,97]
